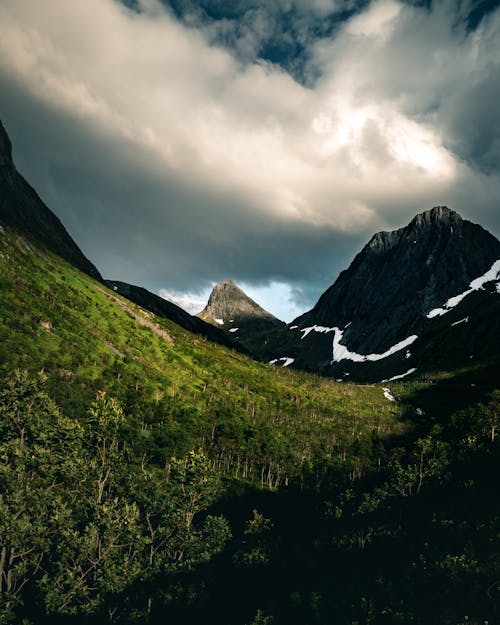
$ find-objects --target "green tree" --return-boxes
[39,392,143,622]
[389,435,449,497]
[0,370,81,623]
[130,450,230,619]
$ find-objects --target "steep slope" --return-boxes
[0,120,101,280]
[105,279,247,353]
[198,279,285,355]
[265,207,500,381]
[0,223,405,466]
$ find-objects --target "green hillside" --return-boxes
[0,225,406,480]
[1,225,499,625]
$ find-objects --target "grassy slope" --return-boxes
[0,226,407,479]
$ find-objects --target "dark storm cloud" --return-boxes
[1,0,500,316]
[1,74,365,298]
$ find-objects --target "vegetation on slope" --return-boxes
[0,226,404,487]
[1,226,499,625]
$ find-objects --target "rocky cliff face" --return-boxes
[0,121,101,280]
[295,206,500,354]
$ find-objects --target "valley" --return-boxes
[0,120,499,625]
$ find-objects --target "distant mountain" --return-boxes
[264,206,500,381]
[105,280,247,353]
[198,279,285,355]
[0,121,101,281]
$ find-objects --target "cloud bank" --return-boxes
[0,0,499,317]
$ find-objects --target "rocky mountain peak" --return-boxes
[410,205,462,229]
[211,279,239,294]
[368,206,463,252]
[198,279,285,356]
[292,206,500,355]
[200,279,279,323]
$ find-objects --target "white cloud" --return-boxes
[158,288,210,315]
[0,0,499,317]
[0,0,465,228]
[345,0,401,38]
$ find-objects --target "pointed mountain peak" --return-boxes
[367,206,465,253]
[411,205,462,227]
[0,121,13,167]
[293,204,500,356]
[213,278,239,291]
[199,280,282,326]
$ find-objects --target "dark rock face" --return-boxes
[198,279,285,356]
[261,206,500,380]
[295,206,500,353]
[0,121,101,280]
[105,280,247,353]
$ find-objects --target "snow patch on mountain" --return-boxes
[214,318,224,325]
[229,327,238,333]
[300,325,418,364]
[269,356,295,367]
[451,317,469,327]
[300,325,336,339]
[383,388,397,402]
[427,259,500,318]
[331,328,418,363]
[382,368,416,382]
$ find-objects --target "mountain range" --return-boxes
[198,207,500,382]
[1,118,499,384]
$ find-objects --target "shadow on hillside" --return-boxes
[394,363,498,432]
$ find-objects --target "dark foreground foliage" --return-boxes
[1,370,498,625]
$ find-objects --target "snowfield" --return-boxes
[383,388,397,402]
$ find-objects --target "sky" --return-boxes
[1,0,500,321]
